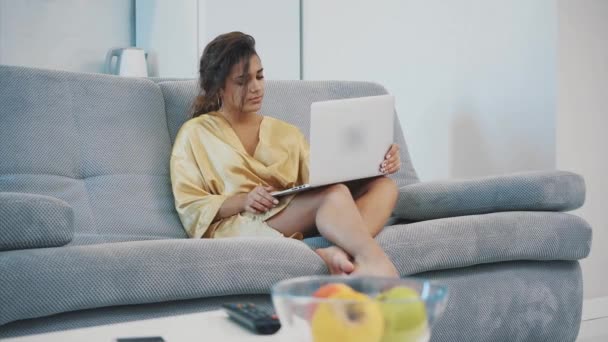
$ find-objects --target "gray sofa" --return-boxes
[0,65,592,341]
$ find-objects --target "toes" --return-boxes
[328,263,342,275]
[340,258,355,274]
[332,251,354,275]
[316,247,356,275]
[316,249,340,275]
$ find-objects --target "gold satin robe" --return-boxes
[170,111,309,239]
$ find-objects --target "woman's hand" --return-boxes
[243,185,279,214]
[380,143,401,175]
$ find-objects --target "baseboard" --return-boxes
[582,296,608,321]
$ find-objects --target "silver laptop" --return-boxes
[271,94,395,197]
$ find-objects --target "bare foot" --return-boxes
[351,252,399,278]
[315,246,355,275]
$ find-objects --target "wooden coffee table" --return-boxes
[3,310,295,342]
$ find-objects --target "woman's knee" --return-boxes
[374,177,399,202]
[320,183,352,205]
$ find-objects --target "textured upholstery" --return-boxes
[417,260,583,342]
[0,65,187,246]
[0,211,591,326]
[394,170,586,221]
[0,66,592,339]
[0,237,326,326]
[0,294,275,338]
[0,192,74,251]
[0,260,582,342]
[306,211,591,274]
[158,80,198,144]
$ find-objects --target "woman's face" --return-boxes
[221,54,264,114]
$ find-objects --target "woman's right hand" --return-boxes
[243,185,279,214]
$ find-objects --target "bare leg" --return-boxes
[266,183,398,277]
[299,176,399,237]
[347,176,399,237]
[314,176,399,274]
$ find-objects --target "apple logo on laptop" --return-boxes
[345,123,364,151]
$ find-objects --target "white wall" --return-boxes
[136,0,300,79]
[135,0,198,78]
[557,0,608,300]
[0,0,134,73]
[303,0,556,181]
[199,0,300,80]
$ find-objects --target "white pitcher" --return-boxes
[105,47,148,77]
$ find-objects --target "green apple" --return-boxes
[376,286,429,342]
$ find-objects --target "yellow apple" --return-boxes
[376,286,429,342]
[311,289,385,342]
[307,283,356,319]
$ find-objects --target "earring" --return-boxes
[217,94,222,111]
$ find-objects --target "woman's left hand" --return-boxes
[380,143,401,175]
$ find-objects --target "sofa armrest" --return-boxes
[393,170,585,221]
[0,192,74,251]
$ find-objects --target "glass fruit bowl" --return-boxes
[271,275,448,342]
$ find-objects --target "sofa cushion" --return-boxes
[157,80,198,144]
[0,237,326,326]
[0,192,74,251]
[0,261,583,342]
[0,210,591,326]
[0,66,186,244]
[305,211,592,275]
[393,170,586,221]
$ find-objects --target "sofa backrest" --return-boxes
[0,65,419,246]
[159,80,419,188]
[0,65,187,245]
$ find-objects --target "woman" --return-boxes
[170,32,402,277]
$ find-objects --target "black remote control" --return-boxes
[221,303,281,335]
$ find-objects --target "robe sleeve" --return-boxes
[170,132,228,239]
[297,130,310,185]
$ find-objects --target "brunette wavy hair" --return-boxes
[190,32,257,118]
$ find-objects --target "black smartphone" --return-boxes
[116,337,165,342]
